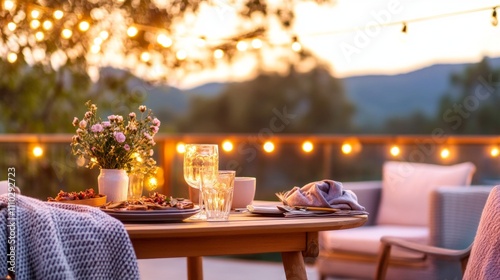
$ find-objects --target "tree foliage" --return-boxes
[178,64,354,133]
[1,0,333,83]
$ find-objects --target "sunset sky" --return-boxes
[170,0,500,88]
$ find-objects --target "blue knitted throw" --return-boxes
[0,194,140,280]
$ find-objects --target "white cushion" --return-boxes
[321,225,429,259]
[377,161,475,226]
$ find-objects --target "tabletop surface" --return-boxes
[124,202,367,239]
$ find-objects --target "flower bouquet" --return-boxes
[71,101,160,201]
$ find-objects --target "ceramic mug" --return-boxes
[231,177,256,209]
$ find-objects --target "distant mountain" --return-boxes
[343,57,500,128]
[138,57,500,129]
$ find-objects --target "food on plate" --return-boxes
[101,192,194,211]
[48,188,103,201]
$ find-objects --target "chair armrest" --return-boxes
[380,236,471,261]
[342,181,382,226]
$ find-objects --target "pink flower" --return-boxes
[72,117,79,127]
[124,144,130,151]
[150,125,159,134]
[116,115,124,122]
[139,105,146,112]
[107,115,116,121]
[129,112,136,119]
[144,132,152,140]
[85,111,92,118]
[91,124,103,133]
[152,118,161,127]
[79,120,87,129]
[102,121,111,127]
[114,132,126,143]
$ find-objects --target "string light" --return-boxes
[42,20,53,30]
[236,41,248,51]
[490,146,499,157]
[291,36,302,52]
[35,31,44,41]
[3,0,15,11]
[176,49,187,60]
[302,141,314,153]
[492,7,498,26]
[30,19,40,29]
[157,34,173,48]
[251,38,262,49]
[440,147,450,159]
[7,22,16,31]
[222,140,234,152]
[263,141,275,153]
[140,51,151,62]
[341,143,353,155]
[213,49,224,59]
[90,45,100,53]
[176,142,186,153]
[31,9,41,19]
[52,10,64,20]
[7,52,17,63]
[127,26,138,37]
[99,30,109,40]
[61,28,72,39]
[33,145,43,158]
[79,21,90,32]
[389,145,400,157]
[401,22,407,33]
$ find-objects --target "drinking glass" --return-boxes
[183,144,219,220]
[203,170,236,221]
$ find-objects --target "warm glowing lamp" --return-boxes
[176,49,187,60]
[176,143,186,153]
[440,148,450,159]
[7,22,16,31]
[53,10,64,20]
[127,26,138,37]
[390,145,400,157]
[263,141,275,153]
[236,41,248,51]
[61,29,73,39]
[490,146,499,157]
[33,146,43,157]
[79,21,90,32]
[222,140,234,152]
[7,52,17,63]
[42,20,53,30]
[251,38,262,49]
[341,143,353,155]
[213,49,224,59]
[302,141,314,153]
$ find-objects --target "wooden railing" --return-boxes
[2,133,500,198]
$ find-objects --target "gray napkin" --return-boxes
[281,180,366,211]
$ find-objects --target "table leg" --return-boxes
[187,256,203,280]
[281,251,307,280]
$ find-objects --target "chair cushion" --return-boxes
[377,161,475,227]
[320,225,429,259]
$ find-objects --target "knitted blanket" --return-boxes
[0,194,140,280]
[463,186,500,280]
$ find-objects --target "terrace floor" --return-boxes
[138,257,320,280]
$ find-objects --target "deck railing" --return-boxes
[1,133,499,199]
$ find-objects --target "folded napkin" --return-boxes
[279,180,366,211]
[0,194,140,280]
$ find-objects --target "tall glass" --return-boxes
[183,144,219,220]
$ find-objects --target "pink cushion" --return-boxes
[320,225,428,259]
[377,161,475,226]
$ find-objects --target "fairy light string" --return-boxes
[0,1,498,81]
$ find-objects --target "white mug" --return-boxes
[231,177,256,209]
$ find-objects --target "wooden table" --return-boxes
[125,210,366,280]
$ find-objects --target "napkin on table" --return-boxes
[278,180,367,216]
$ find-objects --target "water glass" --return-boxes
[128,172,144,200]
[203,170,236,221]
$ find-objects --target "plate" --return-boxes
[101,206,200,222]
[49,195,107,207]
[246,205,285,216]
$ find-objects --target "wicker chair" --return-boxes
[374,186,493,280]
